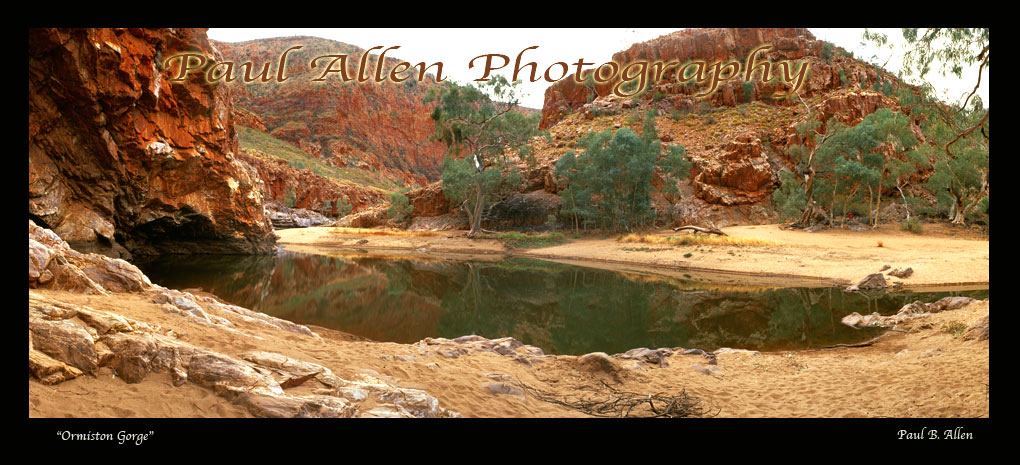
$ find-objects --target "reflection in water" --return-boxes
[136,252,988,355]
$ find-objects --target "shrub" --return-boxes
[900,217,923,233]
[283,187,297,208]
[386,193,413,222]
[337,197,353,217]
[821,42,834,62]
[742,81,755,102]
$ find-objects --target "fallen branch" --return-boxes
[517,379,716,418]
[809,331,897,350]
[673,225,728,236]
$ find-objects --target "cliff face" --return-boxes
[237,152,388,215]
[29,28,275,258]
[213,37,448,190]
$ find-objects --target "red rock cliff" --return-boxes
[213,37,448,188]
[29,28,275,258]
[540,28,820,129]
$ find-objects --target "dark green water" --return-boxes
[136,251,988,356]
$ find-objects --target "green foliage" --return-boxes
[387,192,413,222]
[283,187,297,208]
[821,42,834,63]
[742,81,755,102]
[900,217,923,233]
[900,28,989,81]
[773,170,807,220]
[441,156,522,213]
[554,113,691,232]
[779,109,921,226]
[838,68,848,87]
[481,232,566,248]
[882,80,893,96]
[426,76,540,234]
[337,197,353,217]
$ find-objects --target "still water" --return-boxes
[136,251,988,356]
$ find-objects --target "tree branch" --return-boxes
[945,109,989,158]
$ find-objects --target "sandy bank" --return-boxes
[276,224,990,288]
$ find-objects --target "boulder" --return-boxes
[887,267,914,279]
[962,316,989,341]
[845,273,887,292]
[264,201,332,228]
[576,352,624,378]
[841,297,979,329]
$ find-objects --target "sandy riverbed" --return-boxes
[276,223,990,288]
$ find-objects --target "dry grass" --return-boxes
[329,227,445,237]
[617,233,779,247]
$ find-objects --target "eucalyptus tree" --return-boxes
[425,75,540,236]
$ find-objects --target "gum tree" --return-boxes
[866,28,989,225]
[426,75,540,236]
[555,112,691,232]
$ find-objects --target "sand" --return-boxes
[277,223,990,288]
[28,224,990,418]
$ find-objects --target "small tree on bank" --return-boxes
[387,192,413,223]
[425,76,540,236]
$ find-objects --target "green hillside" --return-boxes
[236,125,399,192]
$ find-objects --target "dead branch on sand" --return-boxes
[672,225,727,236]
[518,380,716,418]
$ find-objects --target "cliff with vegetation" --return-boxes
[406,27,985,233]
[212,37,448,217]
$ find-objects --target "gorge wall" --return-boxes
[29,28,275,258]
[213,37,448,189]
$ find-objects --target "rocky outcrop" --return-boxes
[232,107,268,132]
[30,220,150,294]
[690,133,777,205]
[237,152,387,216]
[540,28,820,129]
[334,205,392,228]
[28,220,459,417]
[264,200,331,229]
[29,28,275,257]
[841,297,980,329]
[29,292,458,417]
[408,182,450,218]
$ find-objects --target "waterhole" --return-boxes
[136,251,988,356]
